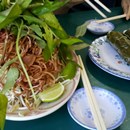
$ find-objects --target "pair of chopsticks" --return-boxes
[78,55,106,130]
[84,0,111,18]
[96,14,126,23]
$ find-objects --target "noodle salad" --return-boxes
[0,0,88,129]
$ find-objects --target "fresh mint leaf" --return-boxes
[61,37,83,45]
[0,57,18,78]
[40,12,68,39]
[61,61,77,79]
[32,0,69,15]
[2,67,19,94]
[42,45,51,61]
[16,0,32,9]
[43,24,56,54]
[29,34,46,49]
[1,0,9,9]
[0,3,22,29]
[22,15,43,25]
[70,43,90,51]
[29,24,43,38]
[75,21,90,37]
[36,39,46,49]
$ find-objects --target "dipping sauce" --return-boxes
[87,20,115,35]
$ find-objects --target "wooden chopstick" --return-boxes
[94,0,111,13]
[84,0,107,18]
[96,14,126,23]
[78,55,106,130]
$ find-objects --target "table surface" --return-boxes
[5,7,130,130]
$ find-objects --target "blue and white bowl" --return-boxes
[67,86,126,130]
[87,20,115,35]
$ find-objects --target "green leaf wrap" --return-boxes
[107,31,130,64]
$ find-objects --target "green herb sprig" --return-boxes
[0,1,89,130]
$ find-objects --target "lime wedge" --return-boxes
[38,82,64,102]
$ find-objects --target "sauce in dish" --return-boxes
[87,20,115,35]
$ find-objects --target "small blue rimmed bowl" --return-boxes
[67,86,126,130]
[87,20,115,35]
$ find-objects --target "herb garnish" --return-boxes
[0,1,89,129]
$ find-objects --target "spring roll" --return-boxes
[107,31,130,64]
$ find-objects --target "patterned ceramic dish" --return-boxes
[67,86,126,130]
[89,36,130,80]
[87,20,115,35]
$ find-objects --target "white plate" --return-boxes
[67,86,126,130]
[89,36,130,80]
[6,55,80,121]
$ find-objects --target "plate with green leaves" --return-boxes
[6,57,80,121]
[0,0,89,127]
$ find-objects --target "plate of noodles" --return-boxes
[0,30,80,121]
[0,1,86,122]
[6,61,80,121]
[1,37,80,121]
